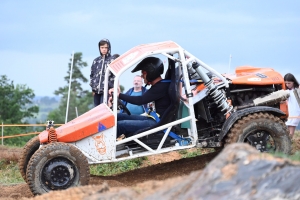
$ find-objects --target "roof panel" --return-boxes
[109,41,180,74]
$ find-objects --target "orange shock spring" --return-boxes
[48,127,57,143]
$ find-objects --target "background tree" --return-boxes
[120,85,125,93]
[0,75,39,146]
[47,52,92,124]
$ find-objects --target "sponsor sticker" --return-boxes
[255,73,267,78]
[248,77,261,81]
[93,133,106,155]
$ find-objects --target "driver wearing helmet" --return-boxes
[109,57,171,139]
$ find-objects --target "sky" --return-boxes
[1,0,300,97]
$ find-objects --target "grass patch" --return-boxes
[178,148,215,158]
[0,159,24,185]
[269,151,300,162]
[90,157,147,176]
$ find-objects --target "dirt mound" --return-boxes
[0,184,33,199]
[1,137,300,200]
[292,137,300,154]
[0,148,219,200]
[88,151,218,187]
[17,144,300,200]
[0,146,22,162]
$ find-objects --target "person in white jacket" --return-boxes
[284,73,300,138]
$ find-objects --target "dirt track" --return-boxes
[2,135,300,199]
[0,147,220,200]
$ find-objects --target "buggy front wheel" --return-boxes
[26,142,90,195]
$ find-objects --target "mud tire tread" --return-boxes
[26,142,90,195]
[225,112,291,154]
[18,136,40,182]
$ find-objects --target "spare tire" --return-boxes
[225,112,291,154]
[26,142,90,195]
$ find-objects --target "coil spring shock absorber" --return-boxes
[205,79,233,115]
[46,120,57,143]
[191,61,233,115]
[48,127,57,143]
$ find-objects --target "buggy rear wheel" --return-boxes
[225,112,291,154]
[26,142,90,195]
[18,136,40,182]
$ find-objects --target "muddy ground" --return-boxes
[0,146,220,200]
[1,135,300,200]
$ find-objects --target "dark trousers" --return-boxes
[116,113,156,138]
[93,93,104,107]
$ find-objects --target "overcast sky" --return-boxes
[1,0,299,97]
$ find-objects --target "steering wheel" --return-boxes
[117,99,131,115]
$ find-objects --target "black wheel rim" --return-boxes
[246,130,276,152]
[41,157,76,190]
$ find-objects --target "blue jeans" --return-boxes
[93,93,104,107]
[117,113,157,138]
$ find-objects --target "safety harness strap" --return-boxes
[147,109,190,146]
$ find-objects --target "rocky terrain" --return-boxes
[1,137,300,200]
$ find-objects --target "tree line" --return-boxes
[1,52,95,146]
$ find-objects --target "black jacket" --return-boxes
[119,80,171,116]
[89,39,115,94]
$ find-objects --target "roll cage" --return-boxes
[98,41,231,162]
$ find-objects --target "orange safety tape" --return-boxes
[1,124,63,127]
[0,132,40,139]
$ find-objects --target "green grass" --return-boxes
[0,159,24,185]
[269,151,300,162]
[90,157,147,176]
[178,148,215,158]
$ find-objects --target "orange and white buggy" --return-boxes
[19,41,291,195]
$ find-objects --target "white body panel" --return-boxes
[73,128,116,162]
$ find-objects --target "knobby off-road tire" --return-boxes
[26,142,90,195]
[18,136,40,182]
[225,112,291,154]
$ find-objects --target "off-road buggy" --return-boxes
[19,41,291,195]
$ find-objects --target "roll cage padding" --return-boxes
[133,58,180,135]
[218,106,286,141]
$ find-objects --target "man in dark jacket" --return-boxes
[109,57,171,138]
[90,38,114,107]
[120,75,148,115]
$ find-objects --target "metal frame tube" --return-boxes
[65,52,74,124]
